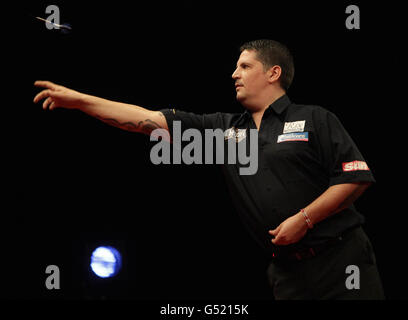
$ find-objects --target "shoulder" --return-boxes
[290,102,330,115]
[289,101,340,124]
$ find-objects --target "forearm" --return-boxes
[33,80,170,139]
[303,182,371,226]
[79,94,166,135]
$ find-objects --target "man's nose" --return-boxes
[232,68,240,79]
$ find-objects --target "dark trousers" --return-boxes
[266,227,385,300]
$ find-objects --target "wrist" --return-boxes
[78,93,109,113]
[300,208,314,229]
[78,93,95,110]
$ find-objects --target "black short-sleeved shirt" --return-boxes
[160,94,375,255]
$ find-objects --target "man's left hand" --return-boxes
[269,212,309,246]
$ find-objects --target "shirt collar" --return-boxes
[235,94,291,127]
[265,94,291,116]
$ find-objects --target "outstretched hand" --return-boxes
[33,81,86,110]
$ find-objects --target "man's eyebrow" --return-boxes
[236,61,253,67]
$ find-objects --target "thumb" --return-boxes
[269,225,281,236]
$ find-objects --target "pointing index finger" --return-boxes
[34,80,58,90]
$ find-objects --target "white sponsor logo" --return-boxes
[224,127,247,142]
[277,132,309,143]
[283,120,305,133]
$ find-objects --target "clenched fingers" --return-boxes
[269,224,281,237]
[269,225,283,245]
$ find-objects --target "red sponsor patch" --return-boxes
[342,161,369,172]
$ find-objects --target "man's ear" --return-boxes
[267,65,282,84]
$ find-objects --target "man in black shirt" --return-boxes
[33,39,384,299]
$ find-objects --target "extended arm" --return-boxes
[33,81,168,136]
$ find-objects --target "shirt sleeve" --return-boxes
[315,110,375,186]
[159,108,226,139]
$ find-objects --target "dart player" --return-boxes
[33,39,385,300]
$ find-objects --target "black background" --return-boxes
[3,0,406,306]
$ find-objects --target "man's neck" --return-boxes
[250,91,286,130]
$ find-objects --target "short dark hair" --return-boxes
[240,39,295,91]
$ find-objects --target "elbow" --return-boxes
[358,181,372,190]
[353,181,372,198]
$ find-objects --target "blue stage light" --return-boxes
[90,246,122,278]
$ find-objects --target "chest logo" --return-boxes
[277,132,309,143]
[224,127,247,142]
[283,120,305,133]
